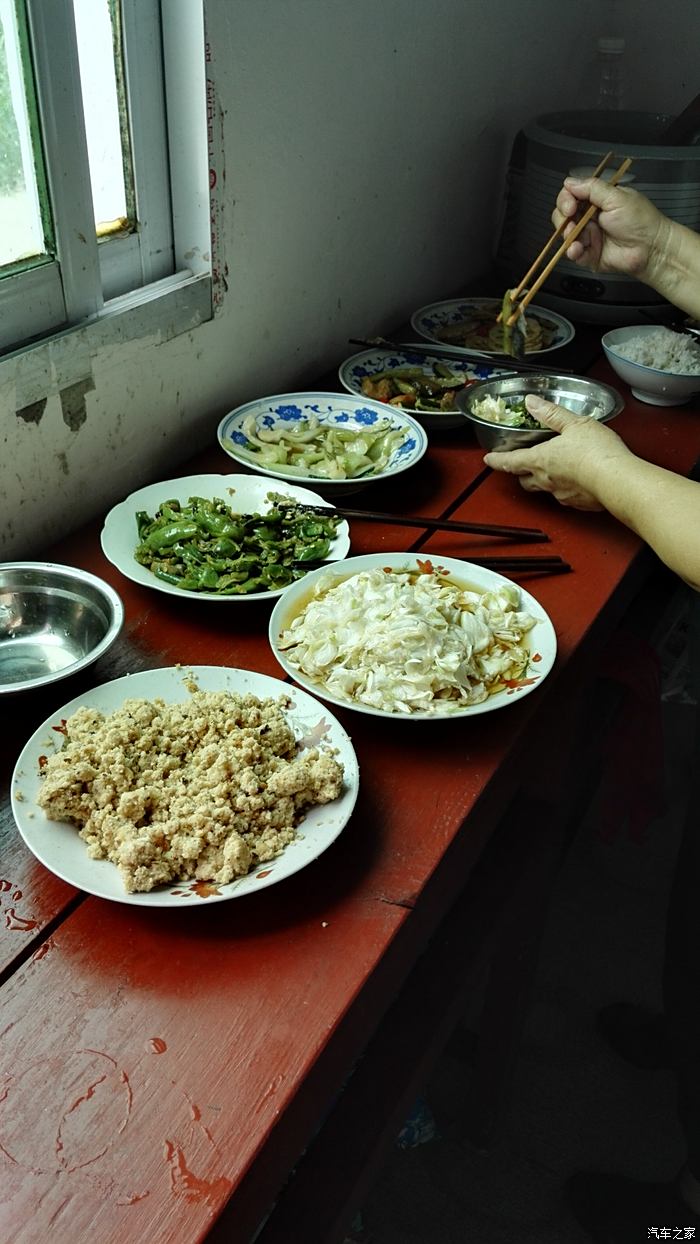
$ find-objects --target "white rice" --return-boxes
[614,327,700,375]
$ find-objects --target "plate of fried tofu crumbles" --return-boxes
[11,665,359,907]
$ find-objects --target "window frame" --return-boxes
[0,0,211,358]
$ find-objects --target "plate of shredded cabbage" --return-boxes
[217,391,428,494]
[268,552,557,719]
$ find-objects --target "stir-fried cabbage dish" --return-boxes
[278,564,538,715]
[230,414,409,480]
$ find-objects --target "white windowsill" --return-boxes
[1,271,212,406]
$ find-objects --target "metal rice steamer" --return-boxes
[495,110,700,324]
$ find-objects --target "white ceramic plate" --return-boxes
[410,297,575,356]
[100,474,350,601]
[217,391,428,494]
[269,552,557,721]
[11,665,360,907]
[338,346,510,431]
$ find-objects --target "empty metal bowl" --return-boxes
[455,373,624,452]
[0,563,124,695]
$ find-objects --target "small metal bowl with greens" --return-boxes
[100,474,351,602]
[456,373,624,452]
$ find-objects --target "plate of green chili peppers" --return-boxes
[100,475,351,601]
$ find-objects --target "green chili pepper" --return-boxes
[238,576,269,593]
[153,568,200,589]
[143,520,199,551]
[262,563,293,584]
[195,565,220,590]
[199,513,243,539]
[210,537,240,557]
[134,496,341,594]
[295,537,331,562]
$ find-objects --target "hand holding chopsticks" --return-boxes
[504,153,633,326]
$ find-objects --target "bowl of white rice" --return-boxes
[602,325,700,406]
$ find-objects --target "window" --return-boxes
[0,0,210,356]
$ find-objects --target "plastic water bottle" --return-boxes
[596,35,625,109]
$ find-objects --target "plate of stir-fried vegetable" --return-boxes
[338,347,508,430]
[410,296,574,357]
[217,391,427,494]
[100,475,351,601]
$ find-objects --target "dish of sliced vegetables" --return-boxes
[338,346,507,430]
[269,552,557,720]
[101,475,351,602]
[410,297,574,357]
[471,395,546,429]
[217,392,428,491]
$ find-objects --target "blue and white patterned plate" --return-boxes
[410,297,575,356]
[338,346,509,431]
[217,391,428,494]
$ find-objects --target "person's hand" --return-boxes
[552,177,670,283]
[483,395,632,511]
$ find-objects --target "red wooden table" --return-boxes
[1,355,698,1244]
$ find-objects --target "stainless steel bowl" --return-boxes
[455,373,624,452]
[0,562,124,695]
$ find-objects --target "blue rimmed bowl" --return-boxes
[410,297,575,356]
[338,345,511,431]
[217,391,428,495]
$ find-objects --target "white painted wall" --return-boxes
[2,0,698,556]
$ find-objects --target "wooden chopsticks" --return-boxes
[348,337,574,376]
[504,153,633,326]
[278,501,549,543]
[501,151,613,320]
[464,555,571,575]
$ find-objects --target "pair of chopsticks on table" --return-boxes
[501,151,633,327]
[348,336,574,376]
[280,503,572,575]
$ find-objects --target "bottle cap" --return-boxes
[597,35,625,53]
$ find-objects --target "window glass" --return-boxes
[72,0,131,233]
[0,0,46,267]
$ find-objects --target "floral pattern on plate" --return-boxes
[217,391,427,490]
[338,346,510,431]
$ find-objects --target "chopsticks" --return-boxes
[278,501,549,543]
[501,151,613,319]
[348,337,574,376]
[464,555,571,575]
[504,154,633,326]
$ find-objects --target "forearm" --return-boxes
[591,453,700,590]
[644,217,700,320]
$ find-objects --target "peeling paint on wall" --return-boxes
[16,398,47,424]
[3,281,210,424]
[60,377,95,431]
